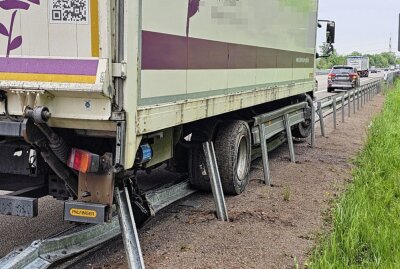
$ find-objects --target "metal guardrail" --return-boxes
[0,217,121,269]
[315,78,382,137]
[385,71,400,86]
[252,102,311,186]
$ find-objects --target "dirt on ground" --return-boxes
[70,94,385,269]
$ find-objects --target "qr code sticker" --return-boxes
[50,0,89,24]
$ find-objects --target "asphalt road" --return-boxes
[0,192,72,257]
[315,72,384,100]
[0,71,386,261]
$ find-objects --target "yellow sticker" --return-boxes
[70,208,97,218]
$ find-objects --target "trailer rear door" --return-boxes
[0,0,110,93]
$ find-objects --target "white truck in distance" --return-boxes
[347,56,370,78]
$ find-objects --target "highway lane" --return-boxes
[315,73,384,100]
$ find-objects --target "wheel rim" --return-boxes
[236,135,248,181]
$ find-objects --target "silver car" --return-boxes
[327,66,360,93]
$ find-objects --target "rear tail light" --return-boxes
[67,148,100,173]
[328,74,336,79]
[349,73,358,79]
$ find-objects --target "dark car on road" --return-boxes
[327,66,360,92]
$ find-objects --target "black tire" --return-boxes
[188,146,211,192]
[327,87,334,93]
[189,120,252,195]
[215,121,252,195]
[291,94,313,139]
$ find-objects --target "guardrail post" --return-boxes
[371,84,374,99]
[360,88,363,108]
[259,124,271,186]
[341,94,345,123]
[348,90,352,118]
[364,87,367,104]
[368,86,371,101]
[284,114,296,163]
[370,85,372,100]
[311,103,316,148]
[202,141,229,221]
[357,88,360,111]
[370,85,372,99]
[115,187,146,269]
[318,101,325,137]
[332,97,337,129]
[363,87,366,104]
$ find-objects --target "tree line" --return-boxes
[317,46,400,70]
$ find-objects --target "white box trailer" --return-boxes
[347,56,370,77]
[0,0,334,264]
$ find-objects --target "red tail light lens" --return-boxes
[68,148,100,173]
[328,74,336,79]
[349,73,358,79]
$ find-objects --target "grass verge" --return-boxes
[309,81,400,268]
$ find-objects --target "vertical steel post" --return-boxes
[115,188,145,269]
[357,88,360,111]
[368,86,370,101]
[348,90,352,117]
[364,87,368,102]
[353,89,356,114]
[259,125,271,185]
[332,97,337,129]
[202,141,229,221]
[341,94,345,123]
[371,85,373,99]
[370,85,372,100]
[311,103,316,148]
[284,114,296,163]
[363,87,367,106]
[360,88,363,108]
[318,101,325,137]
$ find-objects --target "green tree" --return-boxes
[316,50,400,70]
[349,51,362,56]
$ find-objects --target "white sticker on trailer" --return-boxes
[49,0,89,24]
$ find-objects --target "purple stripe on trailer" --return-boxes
[141,31,315,70]
[0,58,99,76]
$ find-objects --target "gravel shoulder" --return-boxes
[68,94,385,269]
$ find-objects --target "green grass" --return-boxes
[309,82,400,269]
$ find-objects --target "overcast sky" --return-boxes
[318,0,400,55]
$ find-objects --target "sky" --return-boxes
[318,0,400,56]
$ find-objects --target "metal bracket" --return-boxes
[115,121,126,169]
[111,111,126,121]
[10,90,46,113]
[112,62,127,79]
